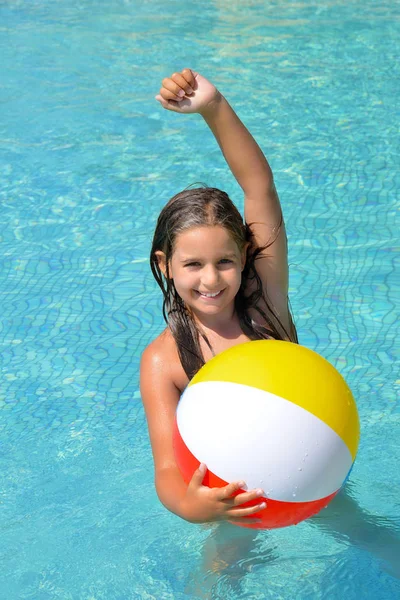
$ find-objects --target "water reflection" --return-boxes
[309,481,400,579]
[189,482,399,598]
[186,522,273,598]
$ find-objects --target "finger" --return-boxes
[227,501,267,519]
[228,517,262,525]
[216,480,247,501]
[230,488,266,507]
[171,72,194,95]
[228,517,262,527]
[180,67,196,84]
[174,69,196,93]
[161,77,187,101]
[188,463,208,488]
[159,87,185,103]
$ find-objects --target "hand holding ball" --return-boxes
[173,340,360,529]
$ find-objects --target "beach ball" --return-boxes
[173,340,360,529]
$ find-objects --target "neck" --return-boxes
[191,304,240,336]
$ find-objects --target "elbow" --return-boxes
[154,470,191,522]
[156,489,195,523]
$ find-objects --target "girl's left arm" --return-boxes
[201,95,293,338]
[156,69,293,338]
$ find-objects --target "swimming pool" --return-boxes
[0,0,399,597]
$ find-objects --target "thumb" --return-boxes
[189,463,207,487]
[155,95,184,113]
[155,95,170,109]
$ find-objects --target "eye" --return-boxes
[219,259,233,265]
[184,262,201,268]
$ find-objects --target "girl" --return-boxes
[140,68,298,526]
[140,70,400,584]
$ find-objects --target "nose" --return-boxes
[201,264,220,289]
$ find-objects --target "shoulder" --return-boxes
[140,329,175,381]
[140,328,188,393]
[141,328,177,369]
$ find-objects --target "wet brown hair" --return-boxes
[150,187,297,379]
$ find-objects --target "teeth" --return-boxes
[199,291,221,297]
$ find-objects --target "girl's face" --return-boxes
[165,225,246,319]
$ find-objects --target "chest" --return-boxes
[172,329,251,394]
[199,330,251,362]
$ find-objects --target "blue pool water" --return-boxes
[0,0,399,598]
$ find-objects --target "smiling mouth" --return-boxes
[195,289,225,299]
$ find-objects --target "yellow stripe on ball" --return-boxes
[189,340,360,460]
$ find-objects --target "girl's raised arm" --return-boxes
[156,69,294,338]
